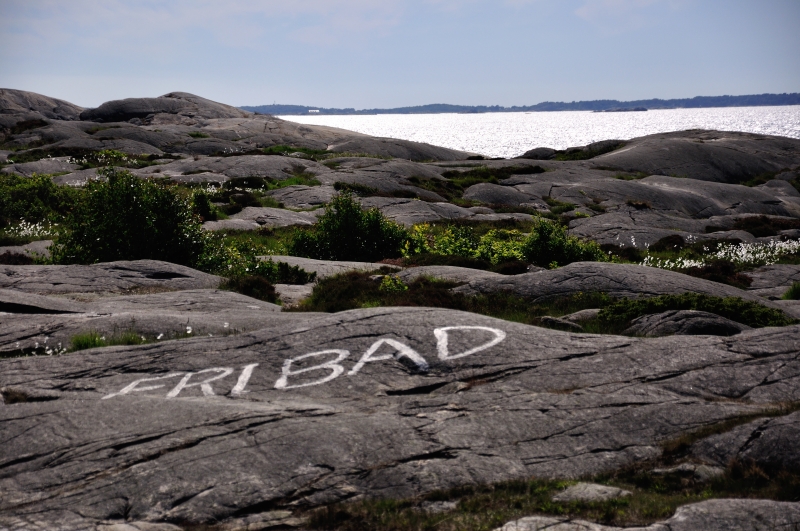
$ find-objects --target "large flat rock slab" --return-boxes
[264,255,399,279]
[453,261,780,306]
[203,207,321,231]
[0,261,222,296]
[495,499,800,531]
[0,289,286,355]
[691,410,800,472]
[591,130,800,184]
[1,307,799,528]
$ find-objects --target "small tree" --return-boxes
[51,169,206,266]
[521,217,608,268]
[289,192,409,262]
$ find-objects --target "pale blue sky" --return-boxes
[1,0,798,109]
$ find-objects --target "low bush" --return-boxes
[50,168,207,266]
[0,251,34,265]
[783,282,800,300]
[0,173,82,229]
[220,275,278,303]
[521,217,609,268]
[732,215,800,238]
[69,330,148,352]
[294,271,612,325]
[681,260,753,289]
[289,192,409,262]
[598,293,794,328]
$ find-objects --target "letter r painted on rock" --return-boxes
[101,373,184,400]
[166,367,235,398]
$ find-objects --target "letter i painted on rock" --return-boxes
[230,364,259,397]
[166,367,234,398]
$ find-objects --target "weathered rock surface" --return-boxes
[0,88,83,121]
[494,499,800,531]
[264,255,399,279]
[0,239,53,260]
[396,265,503,284]
[0,288,288,355]
[2,307,799,528]
[265,184,337,209]
[453,262,779,306]
[650,462,725,482]
[591,130,800,184]
[550,483,631,503]
[79,92,252,123]
[747,264,800,298]
[203,206,321,231]
[274,283,315,307]
[359,197,531,227]
[623,310,752,337]
[0,260,222,296]
[691,410,800,472]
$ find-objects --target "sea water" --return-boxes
[280,106,800,159]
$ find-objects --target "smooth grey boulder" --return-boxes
[0,288,87,314]
[327,135,473,162]
[358,197,531,227]
[90,289,281,315]
[0,239,52,260]
[692,410,800,472]
[516,147,557,160]
[494,499,800,531]
[623,310,752,337]
[746,264,800,299]
[201,218,262,231]
[562,309,601,323]
[453,262,778,306]
[225,207,322,228]
[132,154,330,182]
[592,130,800,184]
[650,463,725,482]
[550,483,631,503]
[0,260,222,296]
[79,92,251,123]
[265,185,337,209]
[396,266,503,284]
[0,88,83,120]
[263,255,399,279]
[274,283,314,307]
[0,156,80,176]
[1,307,799,528]
[0,289,288,355]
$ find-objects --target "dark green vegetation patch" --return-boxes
[289,193,409,262]
[598,292,794,329]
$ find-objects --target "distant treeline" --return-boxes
[241,93,800,116]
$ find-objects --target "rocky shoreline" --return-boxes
[1,89,800,530]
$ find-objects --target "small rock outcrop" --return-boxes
[623,310,751,337]
[550,483,631,503]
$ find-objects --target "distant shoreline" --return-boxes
[242,93,800,116]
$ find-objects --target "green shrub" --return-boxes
[598,293,794,328]
[50,168,207,266]
[784,282,800,300]
[0,173,82,228]
[191,189,218,222]
[521,217,608,268]
[220,275,278,303]
[289,192,409,262]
